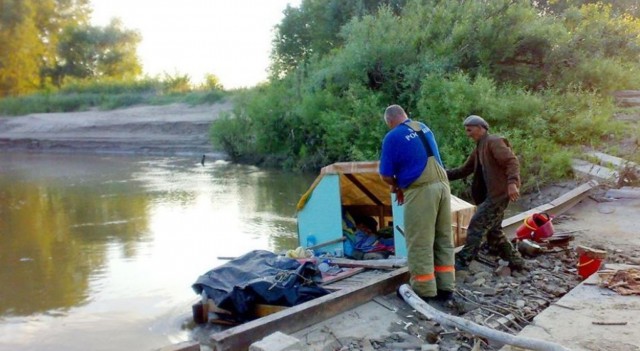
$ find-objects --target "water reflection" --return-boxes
[0,152,314,351]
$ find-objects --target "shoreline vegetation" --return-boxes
[207,0,640,195]
[0,76,227,116]
[2,0,640,198]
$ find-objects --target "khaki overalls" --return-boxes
[402,123,455,297]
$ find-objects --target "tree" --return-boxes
[532,0,640,17]
[270,0,407,77]
[0,0,139,95]
[202,73,224,91]
[0,0,45,96]
[52,19,141,85]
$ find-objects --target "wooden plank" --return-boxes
[306,236,345,251]
[253,304,289,318]
[329,257,407,270]
[321,267,365,285]
[209,267,409,351]
[342,205,393,217]
[502,180,598,236]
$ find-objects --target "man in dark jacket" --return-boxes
[447,115,525,271]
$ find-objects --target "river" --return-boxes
[0,152,315,351]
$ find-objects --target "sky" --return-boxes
[90,0,301,89]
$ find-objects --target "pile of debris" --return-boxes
[323,243,584,351]
[438,245,581,350]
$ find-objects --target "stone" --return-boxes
[468,260,491,274]
[455,270,469,284]
[249,331,302,351]
[474,271,492,280]
[495,265,512,277]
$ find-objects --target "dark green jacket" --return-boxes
[446,134,520,204]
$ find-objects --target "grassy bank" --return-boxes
[0,78,227,116]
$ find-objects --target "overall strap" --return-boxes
[405,121,434,157]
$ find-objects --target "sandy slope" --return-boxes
[0,102,233,157]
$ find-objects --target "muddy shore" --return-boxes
[0,102,232,157]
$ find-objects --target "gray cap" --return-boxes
[463,115,489,130]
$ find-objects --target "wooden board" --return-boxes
[502,180,598,236]
[253,304,289,318]
[329,257,406,270]
[321,267,365,285]
[209,267,409,351]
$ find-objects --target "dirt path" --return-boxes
[0,102,233,157]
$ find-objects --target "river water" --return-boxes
[0,152,315,351]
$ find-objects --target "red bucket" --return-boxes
[577,253,602,280]
[515,223,534,240]
[528,213,554,242]
[532,219,554,241]
[515,214,539,240]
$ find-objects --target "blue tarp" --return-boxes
[192,250,329,321]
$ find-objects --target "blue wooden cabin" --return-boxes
[296,161,475,258]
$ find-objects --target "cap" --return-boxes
[463,115,489,130]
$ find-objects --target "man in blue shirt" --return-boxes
[379,105,455,302]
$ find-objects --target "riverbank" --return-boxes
[4,103,637,351]
[0,102,232,157]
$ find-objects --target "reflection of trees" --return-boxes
[209,165,316,253]
[0,179,149,316]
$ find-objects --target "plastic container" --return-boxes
[577,253,602,280]
[517,213,554,242]
[532,220,554,241]
[515,223,534,240]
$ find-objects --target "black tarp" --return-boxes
[192,250,329,321]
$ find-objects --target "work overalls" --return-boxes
[402,125,455,297]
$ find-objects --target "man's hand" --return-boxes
[508,183,520,202]
[390,185,405,205]
[396,188,405,205]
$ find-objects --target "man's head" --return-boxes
[463,115,489,142]
[383,105,408,129]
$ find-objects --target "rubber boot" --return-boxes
[496,240,525,271]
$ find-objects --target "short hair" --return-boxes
[384,105,407,124]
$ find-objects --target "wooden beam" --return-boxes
[342,205,392,217]
[502,180,598,236]
[321,267,365,285]
[344,173,384,205]
[306,236,345,251]
[329,257,407,270]
[209,267,409,351]
[253,304,289,318]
